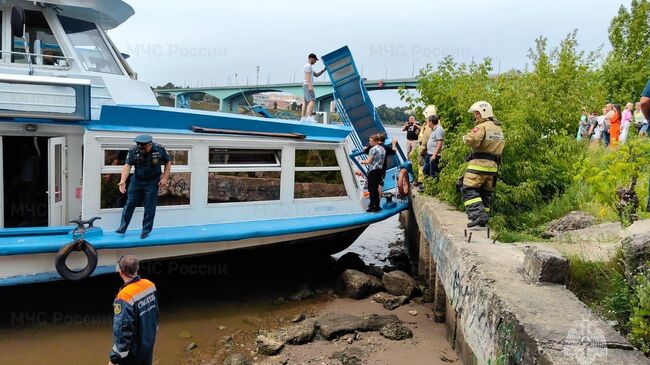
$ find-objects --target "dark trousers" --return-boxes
[423,154,441,178]
[368,169,383,210]
[461,171,495,221]
[603,131,611,146]
[119,178,159,234]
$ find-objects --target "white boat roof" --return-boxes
[4,0,134,29]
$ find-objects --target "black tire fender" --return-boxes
[55,240,98,281]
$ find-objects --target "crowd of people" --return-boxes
[400,102,503,228]
[578,102,648,146]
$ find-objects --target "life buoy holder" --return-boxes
[55,239,98,281]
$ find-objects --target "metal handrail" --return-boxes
[0,50,75,60]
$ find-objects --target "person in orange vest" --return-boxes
[109,255,159,365]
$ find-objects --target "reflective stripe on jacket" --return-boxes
[110,276,159,364]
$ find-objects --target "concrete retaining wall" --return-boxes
[402,194,650,365]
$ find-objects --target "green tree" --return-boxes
[603,0,650,103]
[375,104,410,125]
[407,32,605,231]
[155,82,180,90]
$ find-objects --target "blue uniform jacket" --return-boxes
[125,143,171,182]
[110,276,159,364]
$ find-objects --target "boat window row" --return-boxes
[0,8,123,74]
[99,148,347,209]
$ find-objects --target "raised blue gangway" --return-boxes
[321,46,407,190]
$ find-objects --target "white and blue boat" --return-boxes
[0,0,410,286]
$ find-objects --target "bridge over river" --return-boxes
[155,78,417,113]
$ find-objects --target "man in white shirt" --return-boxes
[302,53,326,122]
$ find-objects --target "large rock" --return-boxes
[255,334,284,356]
[279,320,317,345]
[385,247,413,274]
[360,314,401,331]
[372,292,409,310]
[552,222,622,243]
[336,269,384,299]
[523,246,569,284]
[336,252,367,274]
[316,313,364,339]
[223,353,252,365]
[366,264,385,280]
[315,313,400,339]
[379,322,413,340]
[622,233,650,281]
[382,270,416,297]
[541,211,596,238]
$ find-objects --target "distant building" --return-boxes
[253,92,302,110]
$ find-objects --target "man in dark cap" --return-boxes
[301,53,326,122]
[116,135,171,239]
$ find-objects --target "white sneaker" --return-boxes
[300,117,307,121]
[306,116,316,122]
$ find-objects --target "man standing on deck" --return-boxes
[640,79,650,211]
[301,53,326,122]
[461,101,505,228]
[116,135,171,239]
[109,255,159,365]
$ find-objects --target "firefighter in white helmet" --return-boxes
[461,101,505,228]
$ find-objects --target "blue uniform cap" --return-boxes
[134,135,153,144]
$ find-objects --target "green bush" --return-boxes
[630,274,650,354]
[602,271,633,332]
[404,33,603,232]
[575,136,650,226]
[568,251,650,353]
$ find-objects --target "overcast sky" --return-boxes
[108,0,630,106]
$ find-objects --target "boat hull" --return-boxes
[0,224,367,287]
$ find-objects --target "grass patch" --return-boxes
[567,250,650,354]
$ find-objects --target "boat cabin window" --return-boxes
[294,150,347,199]
[12,10,66,66]
[208,148,280,167]
[100,148,191,209]
[207,149,281,204]
[58,16,123,75]
[0,11,3,60]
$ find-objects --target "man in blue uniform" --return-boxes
[109,255,159,365]
[640,80,650,212]
[116,135,171,239]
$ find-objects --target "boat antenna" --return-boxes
[233,73,257,118]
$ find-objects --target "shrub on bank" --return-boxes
[404,33,603,234]
[568,251,650,355]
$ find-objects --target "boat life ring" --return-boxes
[397,168,410,197]
[55,240,98,281]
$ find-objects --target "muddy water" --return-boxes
[0,128,425,365]
[0,216,403,365]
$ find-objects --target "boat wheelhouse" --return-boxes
[0,0,410,286]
